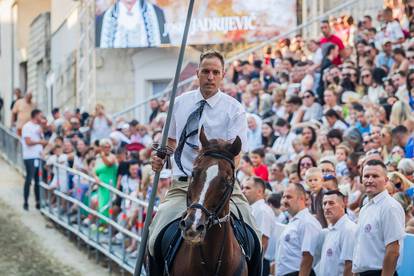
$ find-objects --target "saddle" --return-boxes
[152,214,258,276]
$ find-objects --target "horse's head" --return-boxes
[180,127,241,244]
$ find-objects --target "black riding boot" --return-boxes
[246,225,263,276]
[148,253,164,276]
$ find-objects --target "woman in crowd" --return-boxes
[94,138,118,220]
[300,126,319,158]
[261,121,278,150]
[90,104,113,144]
[74,139,88,171]
[405,69,414,111]
[237,155,255,184]
[390,100,413,126]
[361,68,388,104]
[296,154,317,183]
[271,87,286,118]
[381,125,394,161]
[323,86,342,115]
[327,128,344,153]
[391,48,410,74]
[317,43,340,101]
[300,90,323,122]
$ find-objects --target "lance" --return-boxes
[134,0,195,274]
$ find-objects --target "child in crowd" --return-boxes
[119,160,143,254]
[323,174,339,191]
[305,167,327,227]
[68,164,94,218]
[46,144,69,193]
[81,157,100,226]
[290,137,304,162]
[335,143,350,177]
[237,155,255,183]
[45,144,70,212]
[250,148,269,181]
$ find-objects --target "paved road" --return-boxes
[0,157,109,276]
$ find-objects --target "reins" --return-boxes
[184,150,236,276]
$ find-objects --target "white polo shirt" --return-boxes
[251,199,275,258]
[352,190,405,273]
[168,89,248,177]
[318,214,357,276]
[276,208,322,276]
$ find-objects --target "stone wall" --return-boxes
[27,12,50,112]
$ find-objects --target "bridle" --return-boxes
[183,150,236,276]
[185,150,236,230]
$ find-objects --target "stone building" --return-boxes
[0,0,386,125]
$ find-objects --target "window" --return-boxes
[151,79,171,96]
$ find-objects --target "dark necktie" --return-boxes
[174,100,207,176]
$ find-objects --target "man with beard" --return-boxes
[98,0,170,48]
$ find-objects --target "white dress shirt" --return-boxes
[168,89,248,177]
[265,221,286,261]
[276,208,322,276]
[352,190,405,273]
[251,199,275,259]
[318,214,357,276]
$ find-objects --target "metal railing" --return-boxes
[38,162,157,275]
[112,0,384,121]
[0,124,24,174]
[0,123,156,275]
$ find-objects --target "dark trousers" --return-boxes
[24,159,40,205]
[283,269,316,276]
[262,258,270,276]
[360,270,398,276]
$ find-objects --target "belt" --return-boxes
[177,176,188,182]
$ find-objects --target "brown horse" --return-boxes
[171,129,248,276]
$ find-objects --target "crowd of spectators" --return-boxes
[18,101,172,256]
[14,4,414,270]
[218,7,414,235]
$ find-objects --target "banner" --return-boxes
[96,0,297,48]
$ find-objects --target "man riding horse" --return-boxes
[149,49,262,275]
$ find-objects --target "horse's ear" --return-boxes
[228,136,242,157]
[199,126,209,148]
